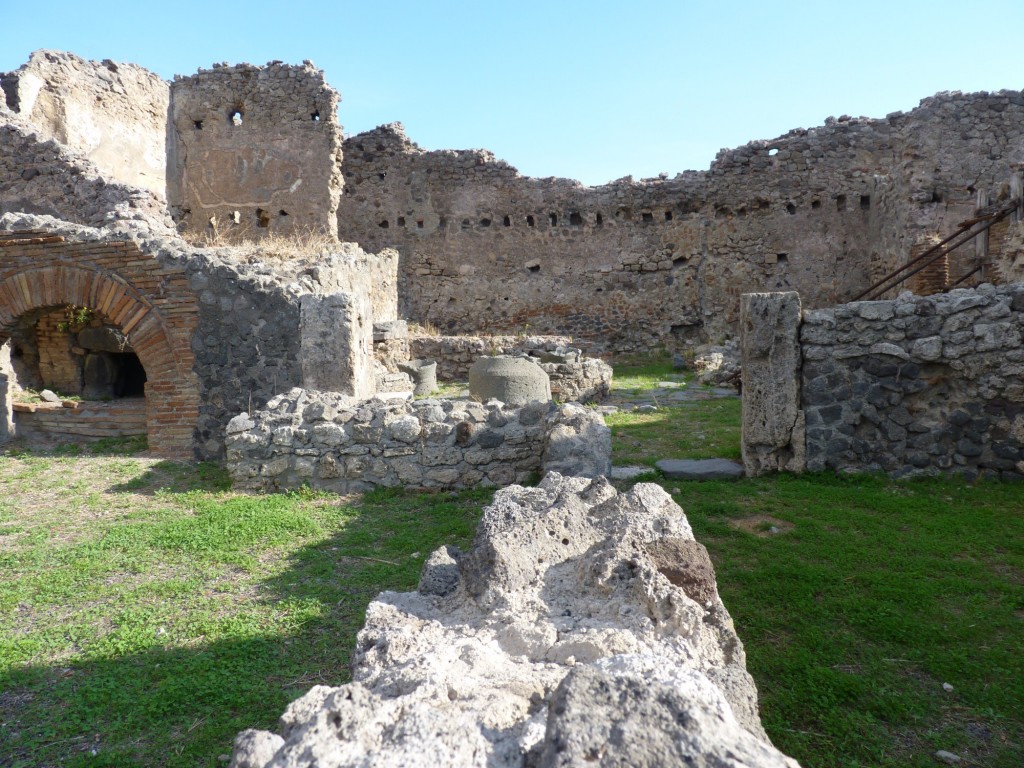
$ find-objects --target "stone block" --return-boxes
[740,292,805,475]
[300,292,375,398]
[655,458,744,480]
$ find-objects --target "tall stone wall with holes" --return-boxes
[743,284,1024,479]
[337,92,1024,353]
[1,50,169,195]
[167,61,343,242]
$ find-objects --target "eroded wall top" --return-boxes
[167,61,343,242]
[1,50,168,195]
[336,91,1024,351]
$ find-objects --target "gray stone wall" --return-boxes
[337,93,1024,353]
[167,61,343,241]
[0,117,169,230]
[180,240,394,459]
[1,50,168,194]
[225,388,611,492]
[409,334,574,380]
[799,284,1024,478]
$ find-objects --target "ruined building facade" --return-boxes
[7,50,1024,354]
[337,99,1024,351]
[2,49,1024,456]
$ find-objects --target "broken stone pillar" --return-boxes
[741,292,805,475]
[299,293,374,398]
[0,380,10,442]
[228,474,800,768]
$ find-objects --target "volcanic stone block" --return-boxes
[656,458,744,480]
[299,293,374,398]
[741,292,806,475]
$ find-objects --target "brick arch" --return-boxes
[0,264,199,459]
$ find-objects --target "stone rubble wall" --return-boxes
[225,388,611,493]
[372,320,411,373]
[741,284,1024,479]
[1,50,169,195]
[0,116,171,231]
[801,284,1024,479]
[538,357,612,403]
[407,334,612,402]
[337,93,1024,353]
[229,474,799,768]
[173,238,394,459]
[167,61,343,241]
[409,334,574,380]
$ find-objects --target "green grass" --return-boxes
[1,381,1022,768]
[606,358,740,463]
[610,360,686,393]
[606,399,742,463]
[0,451,490,767]
[601,368,1022,765]
[670,473,1024,768]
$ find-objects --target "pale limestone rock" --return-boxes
[230,474,798,768]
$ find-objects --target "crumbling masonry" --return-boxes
[2,48,1024,459]
[4,48,1024,766]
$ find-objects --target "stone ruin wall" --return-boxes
[1,50,168,195]
[337,93,1024,353]
[226,388,610,494]
[741,286,1024,480]
[0,205,397,461]
[167,62,343,242]
[9,49,1023,359]
[143,234,396,459]
[408,334,574,380]
[230,473,800,768]
[0,110,170,230]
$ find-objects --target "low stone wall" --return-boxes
[409,334,574,380]
[229,474,798,768]
[741,285,1024,479]
[12,398,146,441]
[226,388,610,493]
[538,356,612,403]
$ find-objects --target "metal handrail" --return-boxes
[850,197,1019,302]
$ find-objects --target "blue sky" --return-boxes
[4,0,1024,186]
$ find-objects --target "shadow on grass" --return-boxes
[107,460,233,495]
[0,485,491,768]
[3,434,150,460]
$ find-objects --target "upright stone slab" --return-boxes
[299,293,374,398]
[0,366,13,443]
[741,292,805,475]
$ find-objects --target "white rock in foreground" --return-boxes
[231,473,800,768]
